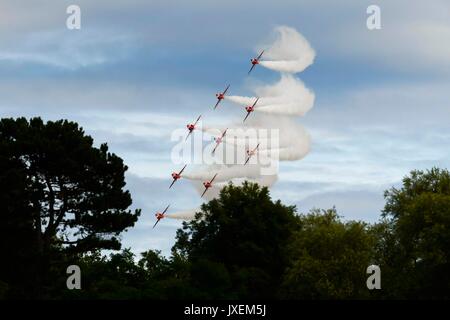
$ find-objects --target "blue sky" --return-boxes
[1,0,450,255]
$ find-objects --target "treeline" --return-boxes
[1,118,449,299]
[63,173,450,300]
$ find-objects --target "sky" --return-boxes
[1,0,450,256]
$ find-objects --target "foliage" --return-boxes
[172,182,298,299]
[0,117,140,298]
[2,117,450,299]
[377,168,450,299]
[280,208,375,299]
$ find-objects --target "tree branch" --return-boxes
[44,177,67,238]
[45,175,55,230]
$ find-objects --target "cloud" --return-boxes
[269,79,450,217]
[3,0,450,75]
[305,82,450,131]
[325,1,450,75]
[0,29,138,69]
[0,77,216,116]
[296,190,385,223]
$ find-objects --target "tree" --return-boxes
[73,249,148,299]
[0,117,140,298]
[280,208,375,299]
[62,249,193,300]
[172,182,299,299]
[379,168,450,298]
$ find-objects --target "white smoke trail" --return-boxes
[183,164,263,181]
[225,75,314,116]
[166,209,200,220]
[258,26,315,74]
[187,170,278,201]
[217,130,310,161]
[165,26,315,219]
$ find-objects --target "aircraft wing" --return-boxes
[179,164,187,175]
[210,173,218,183]
[257,50,264,60]
[221,129,228,138]
[194,115,202,125]
[248,64,256,75]
[212,142,220,154]
[252,97,259,108]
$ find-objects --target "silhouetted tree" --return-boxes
[376,168,450,299]
[172,182,299,299]
[3,125,449,302]
[280,208,375,299]
[0,117,140,298]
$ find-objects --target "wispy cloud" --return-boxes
[0,29,138,69]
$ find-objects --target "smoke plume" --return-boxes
[258,26,315,74]
[225,74,314,116]
[166,26,314,220]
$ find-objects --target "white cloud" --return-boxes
[326,1,450,74]
[296,190,385,223]
[0,29,138,69]
[307,82,450,130]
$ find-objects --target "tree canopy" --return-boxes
[99,168,449,300]
[1,117,450,300]
[172,182,299,299]
[0,117,140,298]
[376,168,450,298]
[280,209,374,299]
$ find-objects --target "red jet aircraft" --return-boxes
[169,164,187,189]
[248,50,264,75]
[201,173,218,197]
[214,84,230,109]
[244,143,260,165]
[212,129,228,154]
[153,204,170,229]
[185,115,202,141]
[243,98,259,122]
